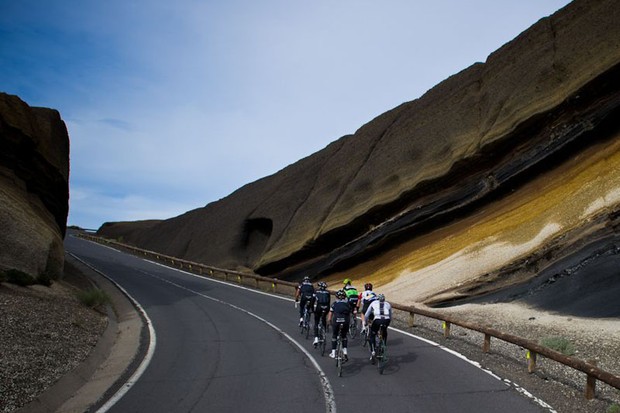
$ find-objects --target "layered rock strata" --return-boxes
[0,93,70,279]
[98,0,620,311]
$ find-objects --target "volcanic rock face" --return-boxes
[99,0,620,313]
[0,93,70,279]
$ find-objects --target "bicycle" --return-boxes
[315,309,328,356]
[300,302,312,339]
[375,325,388,374]
[334,325,346,377]
[348,314,358,339]
[360,324,369,347]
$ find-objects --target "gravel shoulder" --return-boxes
[391,303,620,413]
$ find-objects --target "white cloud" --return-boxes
[1,0,573,229]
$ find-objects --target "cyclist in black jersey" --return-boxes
[328,290,351,360]
[312,282,331,346]
[295,276,315,326]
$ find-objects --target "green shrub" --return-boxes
[76,288,111,308]
[607,403,620,413]
[540,336,576,356]
[4,269,36,286]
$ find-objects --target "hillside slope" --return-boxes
[98,0,620,313]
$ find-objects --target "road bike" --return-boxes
[375,325,388,374]
[360,324,369,347]
[300,302,312,339]
[348,314,359,339]
[334,324,347,377]
[315,309,328,356]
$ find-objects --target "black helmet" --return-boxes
[303,276,310,282]
[318,281,327,290]
[336,289,346,299]
[364,282,373,290]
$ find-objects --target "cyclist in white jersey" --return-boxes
[357,282,377,331]
[364,293,392,361]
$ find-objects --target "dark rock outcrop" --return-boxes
[0,93,70,279]
[98,0,620,311]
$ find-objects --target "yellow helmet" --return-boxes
[343,278,352,285]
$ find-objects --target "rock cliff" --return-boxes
[0,93,70,279]
[98,0,620,313]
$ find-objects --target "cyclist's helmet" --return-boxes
[336,289,346,299]
[377,294,385,302]
[364,282,373,290]
[303,276,310,282]
[343,278,352,285]
[318,281,327,290]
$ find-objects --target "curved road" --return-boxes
[66,235,553,413]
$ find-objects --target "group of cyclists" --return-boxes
[295,276,392,364]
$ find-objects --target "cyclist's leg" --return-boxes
[313,310,321,337]
[369,320,380,353]
[299,297,307,318]
[331,322,339,351]
[383,320,391,344]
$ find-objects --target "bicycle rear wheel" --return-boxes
[319,324,326,356]
[348,317,358,339]
[336,339,343,377]
[377,338,387,374]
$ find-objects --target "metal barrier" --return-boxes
[77,233,620,400]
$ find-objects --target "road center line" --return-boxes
[140,267,337,413]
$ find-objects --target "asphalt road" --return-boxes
[66,235,553,413]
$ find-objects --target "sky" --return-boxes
[0,0,572,230]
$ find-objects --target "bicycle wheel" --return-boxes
[336,339,343,377]
[305,311,311,339]
[361,326,368,347]
[348,317,358,339]
[319,324,326,356]
[377,337,387,374]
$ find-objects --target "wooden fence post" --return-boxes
[585,360,598,399]
[483,334,491,353]
[408,312,416,328]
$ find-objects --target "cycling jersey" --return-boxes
[343,285,359,308]
[314,289,331,308]
[359,290,377,313]
[365,300,392,321]
[298,281,314,299]
[330,299,351,324]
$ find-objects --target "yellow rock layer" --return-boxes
[325,133,620,305]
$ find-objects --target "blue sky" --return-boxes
[1,0,571,230]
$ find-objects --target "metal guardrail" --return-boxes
[77,233,620,400]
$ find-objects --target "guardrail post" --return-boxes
[585,360,597,399]
[408,312,416,328]
[483,334,491,353]
[527,351,537,373]
[272,281,277,293]
[255,279,259,289]
[443,321,451,338]
[237,275,241,284]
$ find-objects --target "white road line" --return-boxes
[67,253,157,413]
[75,237,553,413]
[140,268,337,413]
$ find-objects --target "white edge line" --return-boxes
[150,259,556,413]
[74,237,552,413]
[141,264,337,413]
[67,253,157,413]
